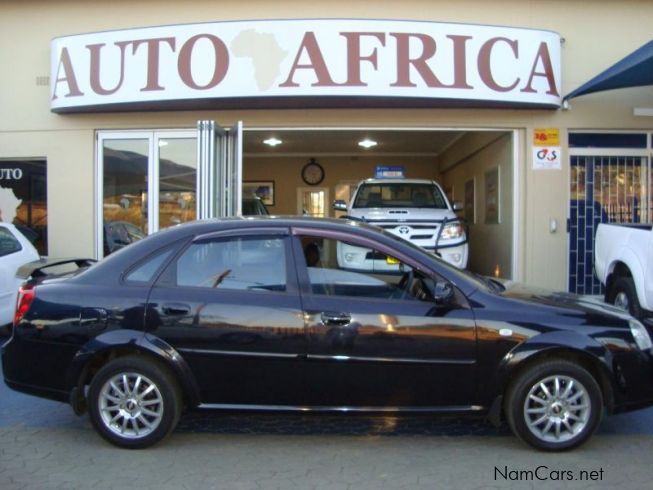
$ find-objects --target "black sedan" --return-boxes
[3,217,653,450]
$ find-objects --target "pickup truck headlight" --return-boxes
[629,319,652,350]
[440,222,464,240]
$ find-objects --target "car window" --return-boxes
[0,227,22,257]
[125,247,176,284]
[353,183,448,209]
[298,236,434,301]
[173,236,287,292]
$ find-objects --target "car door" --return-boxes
[146,227,306,405]
[292,227,478,408]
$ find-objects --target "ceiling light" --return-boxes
[358,139,377,149]
[263,137,282,147]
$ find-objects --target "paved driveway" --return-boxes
[2,348,653,489]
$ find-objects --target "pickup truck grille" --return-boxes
[368,221,442,245]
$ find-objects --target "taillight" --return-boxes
[14,284,36,327]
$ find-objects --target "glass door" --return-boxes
[97,133,151,258]
[97,130,198,258]
[297,187,329,217]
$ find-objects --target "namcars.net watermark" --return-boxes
[495,465,604,482]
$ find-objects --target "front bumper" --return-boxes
[337,240,468,271]
[609,348,653,414]
[423,243,469,269]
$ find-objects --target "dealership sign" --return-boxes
[50,19,562,113]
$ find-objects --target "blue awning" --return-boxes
[564,40,653,101]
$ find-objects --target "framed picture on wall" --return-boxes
[485,167,500,224]
[243,181,275,206]
[464,178,475,224]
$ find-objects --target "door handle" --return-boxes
[321,312,351,326]
[162,303,191,316]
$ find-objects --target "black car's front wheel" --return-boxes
[87,356,182,449]
[505,360,603,451]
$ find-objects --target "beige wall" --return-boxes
[440,133,513,278]
[2,1,653,289]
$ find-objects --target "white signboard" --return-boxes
[533,146,562,170]
[51,19,562,112]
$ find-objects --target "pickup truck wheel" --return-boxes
[608,277,643,318]
[505,360,602,451]
[88,356,182,449]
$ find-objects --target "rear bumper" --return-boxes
[2,335,74,401]
[2,338,69,402]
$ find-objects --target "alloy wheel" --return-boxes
[98,372,164,439]
[523,375,591,443]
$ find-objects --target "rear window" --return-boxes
[0,227,22,257]
[353,183,448,209]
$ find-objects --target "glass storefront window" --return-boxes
[0,159,48,255]
[158,138,197,229]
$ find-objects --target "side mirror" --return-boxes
[452,201,463,212]
[433,281,455,305]
[333,199,348,211]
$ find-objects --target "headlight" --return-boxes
[629,319,652,350]
[440,222,464,240]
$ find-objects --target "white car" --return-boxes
[334,178,468,269]
[0,223,39,327]
[595,222,653,318]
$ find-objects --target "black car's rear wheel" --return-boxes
[505,360,602,451]
[88,356,182,449]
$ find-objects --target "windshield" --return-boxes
[353,183,449,209]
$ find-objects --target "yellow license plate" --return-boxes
[386,256,399,265]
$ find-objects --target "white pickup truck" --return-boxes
[333,178,468,269]
[595,222,653,318]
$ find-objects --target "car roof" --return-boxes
[72,216,480,296]
[82,217,380,272]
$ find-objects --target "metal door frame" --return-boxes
[197,120,243,219]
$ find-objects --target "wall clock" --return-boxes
[301,159,325,185]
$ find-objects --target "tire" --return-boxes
[87,355,182,449]
[607,276,643,318]
[505,360,603,451]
